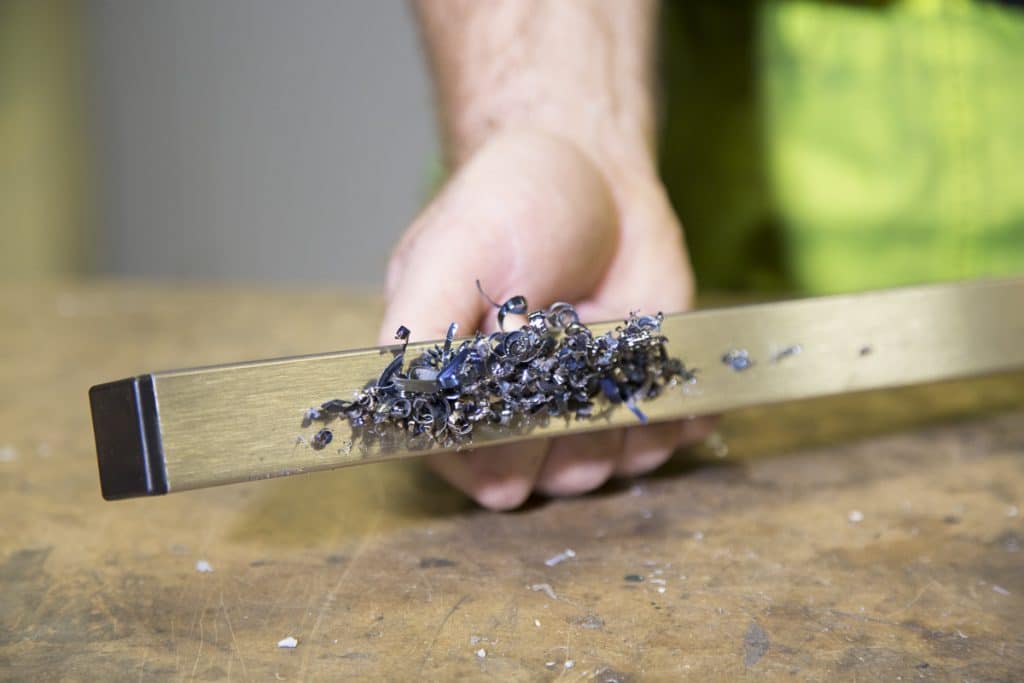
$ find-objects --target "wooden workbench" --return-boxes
[2,281,1022,681]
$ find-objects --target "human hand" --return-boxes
[378,129,715,509]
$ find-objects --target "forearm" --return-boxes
[413,0,659,179]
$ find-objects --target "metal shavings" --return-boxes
[530,583,558,600]
[310,428,333,450]
[848,510,864,523]
[993,585,1011,596]
[771,345,802,363]
[623,574,644,583]
[301,407,321,428]
[476,279,530,331]
[195,559,213,573]
[475,648,487,659]
[722,349,753,372]
[544,548,576,567]
[304,291,692,448]
[277,636,298,649]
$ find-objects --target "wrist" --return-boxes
[450,103,657,183]
[422,3,660,185]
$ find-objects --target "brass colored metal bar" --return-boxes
[90,278,1024,500]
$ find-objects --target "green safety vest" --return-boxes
[659,0,1024,293]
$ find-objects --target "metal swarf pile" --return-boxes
[303,294,693,450]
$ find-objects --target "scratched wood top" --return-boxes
[1,281,1022,682]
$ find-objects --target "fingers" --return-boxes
[430,414,716,508]
[534,414,716,496]
[536,430,624,497]
[615,416,718,478]
[426,440,549,511]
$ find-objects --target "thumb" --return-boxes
[379,130,618,346]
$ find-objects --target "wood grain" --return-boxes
[2,281,1023,680]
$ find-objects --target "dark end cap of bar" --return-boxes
[89,375,168,500]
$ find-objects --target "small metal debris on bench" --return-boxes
[277,636,298,649]
[544,548,576,567]
[576,615,605,630]
[530,583,558,600]
[195,559,213,573]
[848,510,864,523]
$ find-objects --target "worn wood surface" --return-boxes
[1,281,1022,681]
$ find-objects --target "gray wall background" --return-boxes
[86,1,437,286]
